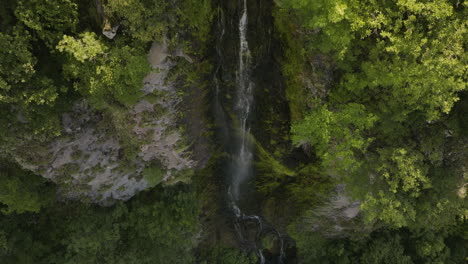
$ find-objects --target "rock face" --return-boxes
[44,100,148,203]
[305,184,371,238]
[8,41,198,204]
[102,24,119,39]
[137,40,196,178]
[304,54,334,100]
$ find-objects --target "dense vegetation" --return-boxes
[0,0,466,263]
[0,174,200,264]
[270,0,467,262]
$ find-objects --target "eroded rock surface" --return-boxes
[305,184,370,238]
[7,40,197,204]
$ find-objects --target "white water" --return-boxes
[230,1,267,263]
[227,1,286,263]
[231,0,255,201]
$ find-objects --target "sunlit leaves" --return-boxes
[378,148,431,197]
[15,0,78,46]
[292,103,377,173]
[57,33,149,107]
[0,30,59,106]
[361,191,416,228]
[0,31,35,97]
[57,32,107,63]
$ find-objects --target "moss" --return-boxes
[143,163,165,187]
[86,164,106,176]
[112,164,138,177]
[14,142,53,166]
[197,245,258,264]
[99,183,114,192]
[255,140,296,195]
[140,110,156,125]
[71,149,83,160]
[141,129,154,144]
[164,168,194,185]
[261,233,277,252]
[74,183,92,193]
[143,93,161,104]
[97,103,144,162]
[273,7,309,122]
[55,163,81,183]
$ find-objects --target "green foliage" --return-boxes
[0,163,54,214]
[279,0,467,121]
[255,141,295,194]
[289,225,353,264]
[283,0,467,232]
[104,0,168,43]
[176,0,214,43]
[359,234,413,264]
[143,164,165,187]
[377,148,430,197]
[105,0,214,45]
[15,0,78,46]
[273,7,308,121]
[0,30,34,100]
[57,32,107,62]
[199,246,257,264]
[0,185,200,264]
[292,103,377,173]
[57,32,149,107]
[290,223,467,264]
[361,191,416,228]
[0,30,59,106]
[277,3,467,263]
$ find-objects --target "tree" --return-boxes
[360,234,413,264]
[0,30,59,106]
[0,163,54,214]
[57,32,149,107]
[104,0,168,43]
[279,0,467,121]
[15,0,78,46]
[292,103,377,174]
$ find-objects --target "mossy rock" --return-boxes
[143,163,165,187]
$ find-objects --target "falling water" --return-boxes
[229,1,272,263]
[229,0,262,261]
[231,0,254,201]
[213,0,287,262]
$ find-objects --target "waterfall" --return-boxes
[230,1,272,263]
[230,0,264,261]
[231,0,254,201]
[213,0,287,262]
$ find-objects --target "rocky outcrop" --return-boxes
[303,54,334,100]
[303,184,371,238]
[102,24,119,39]
[6,40,199,204]
[137,40,196,177]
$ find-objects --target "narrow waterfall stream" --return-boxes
[218,0,286,263]
[231,0,254,202]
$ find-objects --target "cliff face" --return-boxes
[6,40,208,204]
